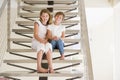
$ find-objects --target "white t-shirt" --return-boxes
[47,23,65,38]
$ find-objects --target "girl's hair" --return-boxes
[54,12,65,20]
[40,9,52,25]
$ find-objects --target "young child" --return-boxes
[47,12,65,60]
[32,9,54,73]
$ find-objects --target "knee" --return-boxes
[38,50,44,54]
[57,39,64,46]
[45,43,52,53]
[57,39,63,43]
[47,49,52,53]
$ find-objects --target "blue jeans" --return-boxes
[50,39,64,55]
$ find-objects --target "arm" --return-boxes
[61,31,65,41]
[47,29,52,40]
[52,31,65,41]
[34,22,46,44]
[51,31,65,41]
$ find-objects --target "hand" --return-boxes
[44,39,48,44]
[52,36,59,40]
[40,39,48,44]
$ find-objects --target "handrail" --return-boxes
[0,0,8,17]
[0,0,11,67]
[79,0,94,80]
[0,0,9,67]
[7,0,11,51]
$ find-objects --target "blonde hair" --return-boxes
[54,12,65,20]
[40,9,52,25]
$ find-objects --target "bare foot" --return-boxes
[60,55,65,60]
[37,67,48,73]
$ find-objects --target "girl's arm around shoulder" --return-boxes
[46,28,52,40]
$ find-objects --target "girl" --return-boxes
[32,9,54,73]
[47,12,65,60]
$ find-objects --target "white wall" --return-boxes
[85,8,114,80]
[85,0,111,7]
[114,2,120,80]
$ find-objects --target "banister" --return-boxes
[0,0,8,17]
[79,0,94,80]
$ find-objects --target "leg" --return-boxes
[46,49,54,73]
[45,43,54,73]
[37,50,48,73]
[39,54,48,80]
[56,39,65,60]
[50,40,56,50]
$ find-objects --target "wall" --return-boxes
[85,0,111,7]
[114,0,120,5]
[85,8,114,80]
[84,1,114,79]
[114,2,120,80]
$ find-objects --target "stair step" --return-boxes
[12,29,79,34]
[21,5,78,11]
[4,59,82,63]
[8,49,81,53]
[16,20,80,26]
[0,71,83,77]
[19,12,78,18]
[10,38,80,43]
[22,0,77,4]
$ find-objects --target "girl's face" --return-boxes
[40,12,49,24]
[55,15,63,24]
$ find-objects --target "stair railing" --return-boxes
[0,0,11,67]
[79,0,94,80]
[0,0,11,51]
[0,0,8,17]
[7,0,11,51]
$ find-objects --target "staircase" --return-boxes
[0,0,93,80]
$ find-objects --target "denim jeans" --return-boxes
[50,39,64,55]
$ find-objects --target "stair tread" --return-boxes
[8,49,81,52]
[12,29,79,34]
[22,0,77,4]
[16,20,80,26]
[19,12,78,18]
[21,5,78,11]
[0,71,83,77]
[4,59,82,63]
[10,38,80,43]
